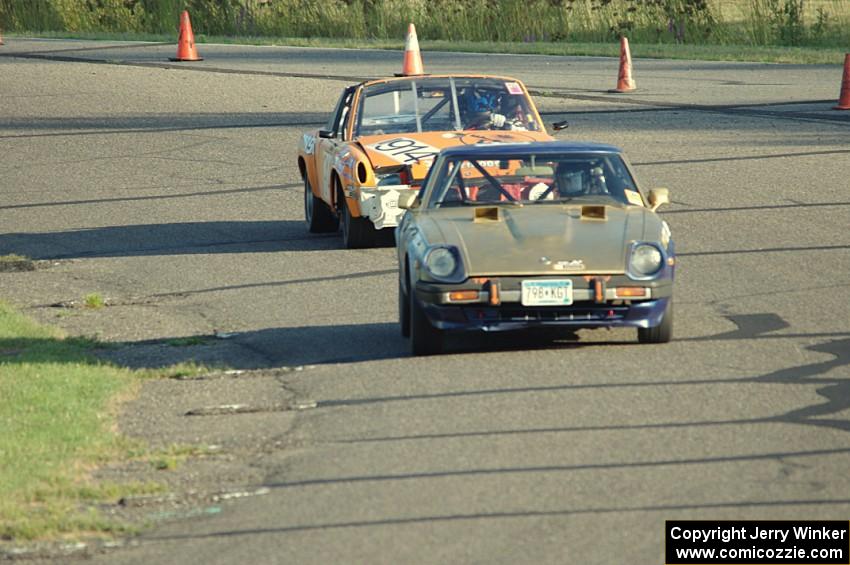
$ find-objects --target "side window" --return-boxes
[325,91,346,132]
[325,86,357,138]
[428,160,461,208]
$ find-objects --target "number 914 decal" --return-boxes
[369,138,439,165]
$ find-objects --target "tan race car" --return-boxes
[396,141,675,355]
[297,74,554,248]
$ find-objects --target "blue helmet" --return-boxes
[464,87,500,117]
[471,91,499,112]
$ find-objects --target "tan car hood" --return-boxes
[357,130,553,179]
[420,203,659,276]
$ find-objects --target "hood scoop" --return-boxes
[567,205,607,221]
[473,207,501,223]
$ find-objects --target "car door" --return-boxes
[316,86,357,206]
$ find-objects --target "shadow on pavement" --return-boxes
[0,220,341,259]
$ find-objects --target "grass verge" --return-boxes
[0,301,203,541]
[5,31,848,65]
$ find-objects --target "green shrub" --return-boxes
[0,0,847,48]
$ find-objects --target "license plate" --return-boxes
[521,279,573,306]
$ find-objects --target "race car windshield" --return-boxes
[355,77,540,136]
[427,153,643,208]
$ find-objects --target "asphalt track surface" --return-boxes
[1,39,850,563]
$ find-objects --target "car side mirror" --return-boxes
[397,191,420,210]
[552,120,569,132]
[318,129,334,139]
[648,188,670,212]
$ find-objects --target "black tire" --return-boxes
[399,278,411,338]
[304,178,338,233]
[375,227,397,248]
[638,299,673,344]
[339,187,376,249]
[554,328,579,342]
[410,287,444,356]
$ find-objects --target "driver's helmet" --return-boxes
[463,87,501,124]
[555,162,588,195]
[555,162,609,195]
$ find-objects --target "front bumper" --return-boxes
[357,185,412,230]
[414,275,672,332]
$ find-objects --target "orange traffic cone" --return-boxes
[397,23,424,77]
[834,53,850,110]
[170,11,202,62]
[609,36,636,93]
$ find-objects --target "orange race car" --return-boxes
[297,57,555,248]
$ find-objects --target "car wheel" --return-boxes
[638,299,673,344]
[339,187,376,249]
[399,278,411,338]
[410,287,443,356]
[304,178,338,233]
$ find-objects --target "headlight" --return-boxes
[629,243,663,277]
[423,246,464,282]
[426,248,456,278]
